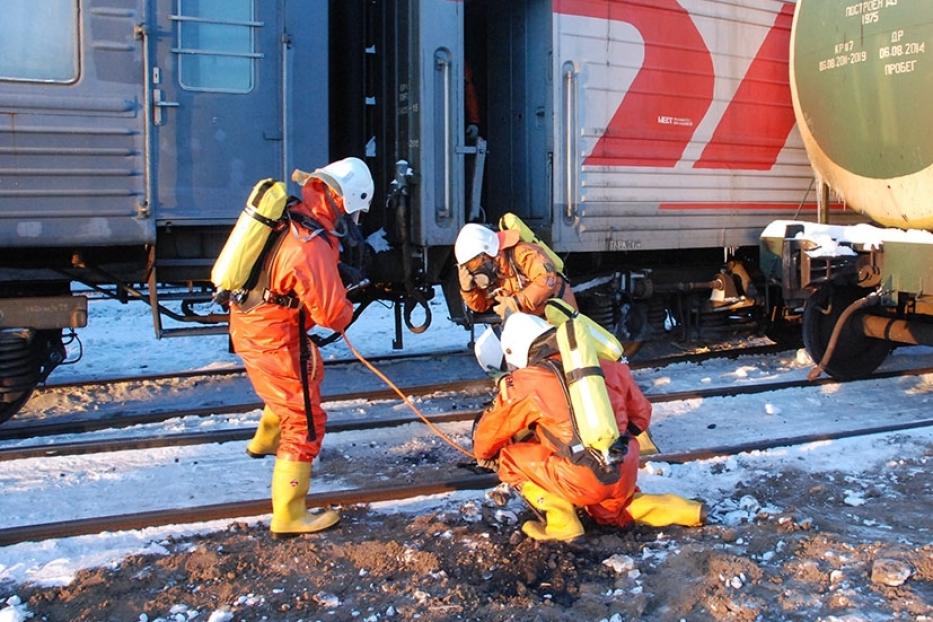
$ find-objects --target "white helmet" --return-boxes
[312,157,374,215]
[500,312,554,369]
[455,223,499,265]
[474,327,504,373]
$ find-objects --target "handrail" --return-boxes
[562,61,577,221]
[135,22,153,219]
[435,49,452,220]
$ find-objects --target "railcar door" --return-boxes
[149,0,284,222]
[390,0,465,247]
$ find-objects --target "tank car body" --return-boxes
[1,0,862,424]
[760,0,933,379]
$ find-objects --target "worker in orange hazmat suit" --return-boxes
[473,313,705,541]
[455,223,577,319]
[229,157,374,538]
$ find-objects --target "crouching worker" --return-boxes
[225,157,374,538]
[455,221,577,319]
[472,312,705,542]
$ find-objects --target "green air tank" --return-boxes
[790,0,933,230]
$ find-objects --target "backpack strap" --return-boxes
[540,359,620,485]
[233,207,328,312]
[506,247,528,289]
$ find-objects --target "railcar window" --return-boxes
[176,0,256,93]
[0,0,78,82]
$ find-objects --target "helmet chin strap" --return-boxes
[321,185,348,237]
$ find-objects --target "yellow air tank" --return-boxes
[545,298,624,362]
[499,212,565,273]
[554,318,620,458]
[547,299,658,455]
[211,179,290,297]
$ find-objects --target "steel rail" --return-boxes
[5,345,793,441]
[0,378,490,442]
[3,365,930,461]
[40,348,473,391]
[0,410,474,461]
[2,416,930,546]
[39,344,788,393]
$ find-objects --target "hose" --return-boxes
[340,331,475,459]
[807,290,881,381]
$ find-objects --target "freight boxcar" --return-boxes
[0,0,858,423]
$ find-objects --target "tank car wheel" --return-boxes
[802,283,892,379]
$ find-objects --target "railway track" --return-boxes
[0,378,491,442]
[1,415,929,547]
[5,344,791,441]
[41,348,473,391]
[4,364,930,461]
[38,343,787,393]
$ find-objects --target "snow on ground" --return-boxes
[2,296,931,597]
[1,426,929,589]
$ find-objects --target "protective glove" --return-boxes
[475,458,499,472]
[458,265,476,292]
[493,294,521,319]
[338,263,365,288]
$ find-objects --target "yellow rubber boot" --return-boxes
[246,407,280,459]
[520,482,585,542]
[269,459,340,538]
[635,430,659,456]
[628,493,705,527]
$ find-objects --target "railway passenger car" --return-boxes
[0,0,856,423]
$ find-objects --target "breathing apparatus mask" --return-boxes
[465,254,498,290]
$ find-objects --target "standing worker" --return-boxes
[229,157,374,538]
[473,312,705,541]
[455,222,576,319]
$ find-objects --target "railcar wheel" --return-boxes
[0,329,65,425]
[802,283,892,379]
[0,329,39,425]
[0,390,33,426]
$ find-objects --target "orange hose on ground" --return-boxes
[340,332,475,459]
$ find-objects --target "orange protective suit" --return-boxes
[229,181,353,463]
[473,358,651,527]
[460,230,577,316]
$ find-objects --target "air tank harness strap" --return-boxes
[506,248,527,289]
[505,247,570,303]
[541,358,621,485]
[261,212,328,308]
[297,309,317,442]
[262,290,300,309]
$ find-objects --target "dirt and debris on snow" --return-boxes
[3,446,930,622]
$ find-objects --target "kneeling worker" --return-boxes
[455,222,576,319]
[227,157,374,537]
[473,312,705,541]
